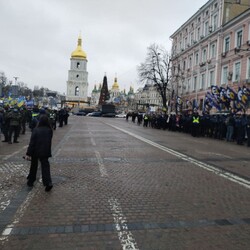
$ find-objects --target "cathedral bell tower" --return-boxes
[66,35,88,103]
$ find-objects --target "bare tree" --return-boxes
[138,44,171,110]
[0,71,7,85]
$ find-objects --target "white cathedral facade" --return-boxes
[66,35,88,103]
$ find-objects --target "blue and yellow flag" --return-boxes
[226,86,237,101]
[17,96,26,107]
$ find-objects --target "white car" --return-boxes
[115,113,126,118]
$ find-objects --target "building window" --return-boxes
[189,56,192,68]
[77,62,80,68]
[236,29,243,47]
[185,37,188,48]
[195,53,199,65]
[76,74,79,78]
[224,36,230,52]
[209,70,215,87]
[179,41,182,51]
[210,43,216,58]
[75,86,79,96]
[222,66,228,84]
[247,57,250,79]
[203,49,207,62]
[233,61,241,82]
[187,78,191,92]
[201,73,206,89]
[213,15,218,31]
[197,27,201,40]
[193,76,197,91]
[190,32,194,44]
[204,21,209,36]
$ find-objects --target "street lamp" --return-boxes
[12,76,20,98]
[13,76,19,85]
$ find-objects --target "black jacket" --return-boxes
[27,126,53,158]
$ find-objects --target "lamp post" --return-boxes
[12,76,20,98]
[13,76,19,85]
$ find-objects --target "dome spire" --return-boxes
[71,34,87,59]
[112,74,119,90]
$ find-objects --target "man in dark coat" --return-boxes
[25,115,53,191]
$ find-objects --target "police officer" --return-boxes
[191,108,200,137]
[7,107,22,144]
[143,113,149,127]
[1,106,10,142]
[235,114,244,145]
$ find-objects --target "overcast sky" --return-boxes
[0,0,208,95]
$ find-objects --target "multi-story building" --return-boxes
[90,84,101,106]
[170,0,250,112]
[134,84,163,112]
[66,35,88,107]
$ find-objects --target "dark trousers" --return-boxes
[236,127,244,145]
[2,125,9,141]
[8,125,19,142]
[59,118,64,127]
[21,121,26,134]
[28,157,52,186]
[192,123,200,137]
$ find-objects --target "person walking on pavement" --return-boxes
[63,108,69,125]
[58,108,65,127]
[25,115,53,192]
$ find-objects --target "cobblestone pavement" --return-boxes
[0,116,250,250]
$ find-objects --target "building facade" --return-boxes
[66,35,88,104]
[134,84,163,112]
[170,0,250,112]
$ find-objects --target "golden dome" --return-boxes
[71,35,87,59]
[112,77,119,89]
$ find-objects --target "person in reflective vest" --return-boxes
[143,114,149,127]
[191,109,200,137]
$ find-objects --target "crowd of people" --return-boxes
[0,105,70,192]
[0,105,69,144]
[126,110,250,147]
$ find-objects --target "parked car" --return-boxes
[75,110,86,116]
[87,111,102,117]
